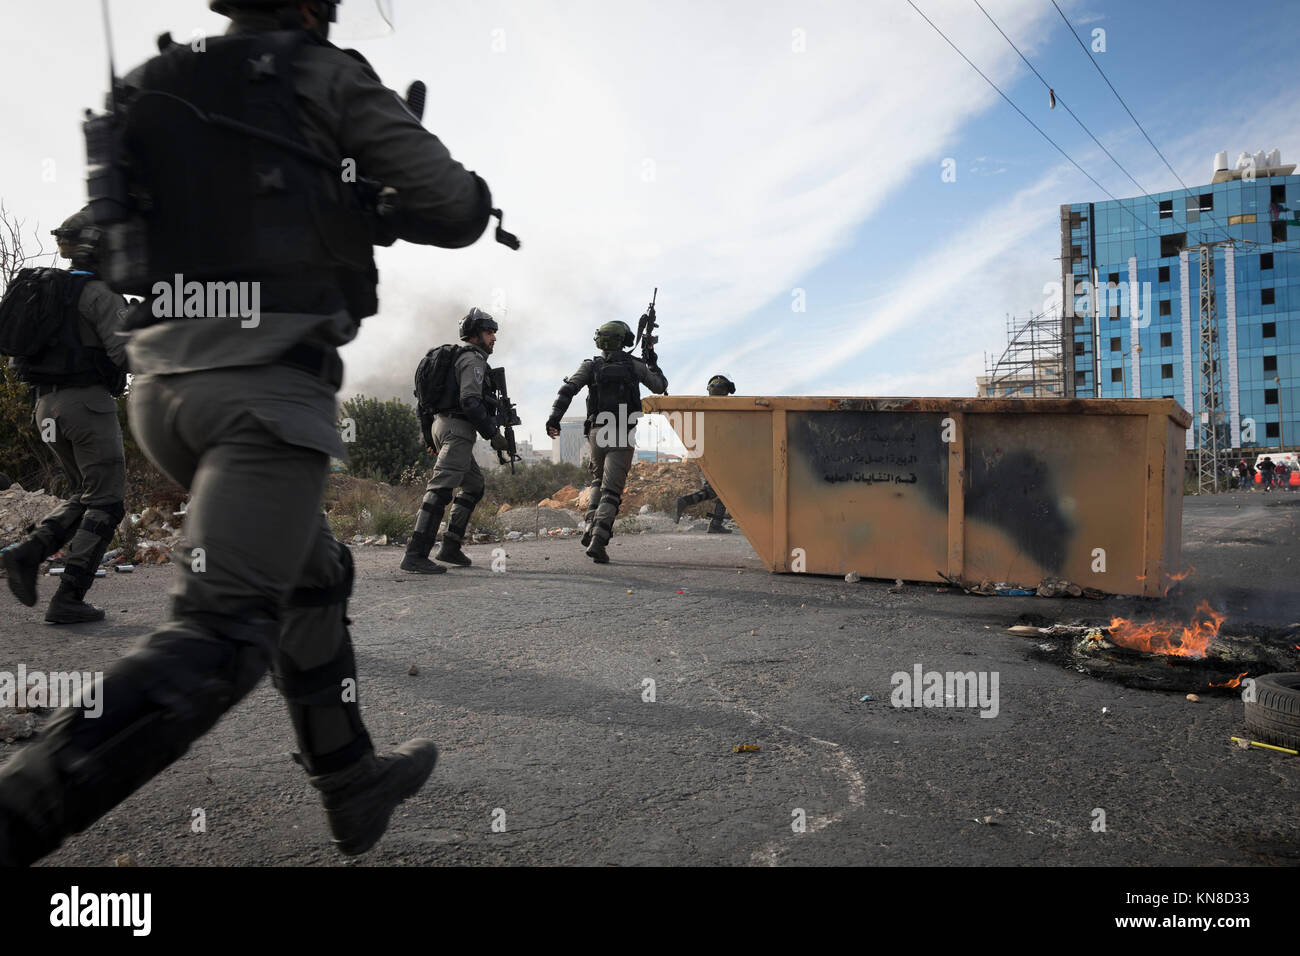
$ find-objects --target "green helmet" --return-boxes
[595,320,634,351]
[707,375,736,396]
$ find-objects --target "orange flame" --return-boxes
[1106,600,1225,658]
[1209,672,1248,689]
[1162,566,1195,597]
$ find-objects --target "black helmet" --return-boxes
[595,320,634,351]
[459,307,499,341]
[707,375,736,396]
[51,210,100,269]
[210,0,339,18]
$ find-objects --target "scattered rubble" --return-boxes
[0,486,63,540]
[0,712,36,743]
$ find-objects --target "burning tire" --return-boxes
[1244,672,1300,751]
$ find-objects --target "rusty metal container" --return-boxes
[642,397,1191,597]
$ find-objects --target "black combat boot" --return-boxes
[400,531,446,574]
[586,526,611,563]
[309,739,439,856]
[580,523,593,547]
[2,539,44,607]
[44,580,106,624]
[434,538,471,566]
[706,500,732,534]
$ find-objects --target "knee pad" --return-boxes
[277,548,371,775]
[75,502,125,545]
[452,492,480,511]
[288,539,354,618]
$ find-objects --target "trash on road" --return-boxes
[407,664,419,676]
[732,744,760,753]
[1231,736,1297,756]
[845,572,860,583]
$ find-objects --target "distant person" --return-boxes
[0,210,128,624]
[402,309,510,574]
[1238,457,1252,491]
[1277,460,1291,490]
[1259,456,1275,491]
[545,320,668,563]
[674,374,735,533]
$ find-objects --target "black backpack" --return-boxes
[414,344,465,415]
[0,268,81,359]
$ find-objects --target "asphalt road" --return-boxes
[3,491,1297,866]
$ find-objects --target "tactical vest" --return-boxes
[586,354,642,423]
[9,271,124,393]
[104,30,378,323]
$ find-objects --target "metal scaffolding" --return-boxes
[979,309,1065,398]
[1195,241,1233,494]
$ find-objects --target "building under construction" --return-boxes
[978,310,1064,399]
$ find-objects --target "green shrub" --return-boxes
[373,505,414,542]
[339,395,428,485]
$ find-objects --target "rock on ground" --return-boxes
[498,506,582,532]
[0,487,64,541]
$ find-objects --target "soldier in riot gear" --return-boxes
[674,374,734,534]
[1,210,130,623]
[402,307,510,573]
[546,320,667,563]
[0,0,500,866]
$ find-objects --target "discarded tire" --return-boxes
[1244,672,1300,751]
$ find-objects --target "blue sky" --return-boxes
[0,0,1296,453]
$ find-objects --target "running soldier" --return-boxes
[0,0,504,865]
[546,321,667,563]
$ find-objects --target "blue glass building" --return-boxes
[1060,156,1297,452]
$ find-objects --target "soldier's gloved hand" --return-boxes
[546,418,561,439]
[489,431,510,452]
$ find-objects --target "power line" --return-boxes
[904,0,1125,207]
[1047,0,1238,245]
[971,0,1152,199]
[906,0,1175,249]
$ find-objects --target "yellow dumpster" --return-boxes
[642,397,1190,598]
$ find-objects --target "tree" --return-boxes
[339,395,428,484]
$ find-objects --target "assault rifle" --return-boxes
[488,367,523,472]
[633,287,665,394]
